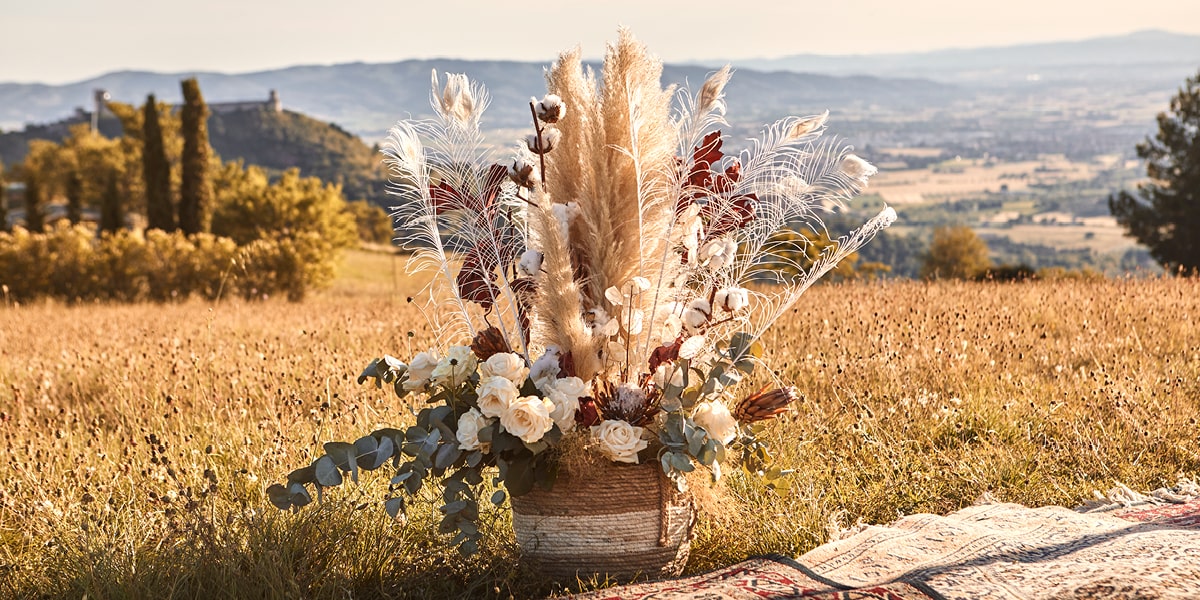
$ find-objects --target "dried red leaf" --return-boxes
[429,163,510,215]
[648,337,682,374]
[575,397,601,428]
[456,245,498,311]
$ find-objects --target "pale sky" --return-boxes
[3,0,1199,84]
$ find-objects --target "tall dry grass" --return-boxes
[1,275,1198,598]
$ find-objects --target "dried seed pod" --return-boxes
[733,386,799,423]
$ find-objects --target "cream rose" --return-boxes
[692,400,738,445]
[479,352,529,386]
[476,376,520,419]
[456,408,492,452]
[430,345,477,389]
[546,376,587,432]
[403,350,439,390]
[591,420,648,464]
[500,396,556,444]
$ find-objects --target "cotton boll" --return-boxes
[714,287,749,312]
[518,249,544,277]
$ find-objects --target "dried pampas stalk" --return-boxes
[530,191,602,380]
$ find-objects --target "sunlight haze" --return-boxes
[2,0,1199,83]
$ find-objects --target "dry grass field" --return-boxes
[871,155,1102,205]
[2,253,1199,598]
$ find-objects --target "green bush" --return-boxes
[0,223,324,303]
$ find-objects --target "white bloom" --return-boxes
[529,346,561,391]
[403,350,440,390]
[551,202,579,239]
[479,352,529,386]
[682,298,712,332]
[430,345,477,388]
[476,375,520,419]
[584,307,619,337]
[456,409,492,452]
[679,335,707,359]
[546,377,586,432]
[841,154,878,183]
[652,362,684,389]
[501,396,556,444]
[518,249,544,278]
[508,158,537,188]
[525,128,561,155]
[699,237,738,271]
[692,400,738,445]
[591,420,648,464]
[714,287,749,312]
[533,94,566,123]
[879,206,898,226]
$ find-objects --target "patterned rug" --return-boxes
[575,495,1200,599]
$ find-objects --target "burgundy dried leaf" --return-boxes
[470,326,510,361]
[648,338,682,374]
[575,397,601,428]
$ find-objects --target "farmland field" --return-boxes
[2,253,1199,598]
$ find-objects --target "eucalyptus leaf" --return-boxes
[441,499,468,514]
[491,489,507,506]
[465,450,482,468]
[287,464,316,486]
[669,452,695,473]
[384,496,405,518]
[358,358,382,387]
[266,484,293,510]
[505,455,535,497]
[314,455,343,487]
[434,442,462,469]
[361,435,394,470]
[287,482,312,508]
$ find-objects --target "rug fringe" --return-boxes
[1078,476,1200,513]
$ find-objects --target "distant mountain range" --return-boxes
[0,62,958,141]
[725,30,1200,84]
[2,30,1195,142]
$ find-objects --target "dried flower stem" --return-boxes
[529,102,547,185]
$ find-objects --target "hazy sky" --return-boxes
[3,0,1199,84]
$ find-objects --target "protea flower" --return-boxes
[733,386,799,422]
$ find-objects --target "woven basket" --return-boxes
[509,459,695,583]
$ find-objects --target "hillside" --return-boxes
[0,106,389,204]
[0,60,960,140]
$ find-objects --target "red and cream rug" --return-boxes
[576,492,1200,599]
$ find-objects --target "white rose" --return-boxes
[479,352,529,386]
[501,396,556,444]
[430,345,478,389]
[546,377,587,432]
[591,420,648,464]
[403,350,440,390]
[692,400,738,445]
[476,376,520,419]
[456,409,493,452]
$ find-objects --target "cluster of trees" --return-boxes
[0,79,392,301]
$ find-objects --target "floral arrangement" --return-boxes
[268,31,895,555]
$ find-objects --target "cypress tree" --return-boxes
[99,169,123,234]
[23,172,45,232]
[0,160,7,232]
[179,78,212,235]
[66,171,84,224]
[142,94,175,231]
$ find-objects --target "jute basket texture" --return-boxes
[509,459,696,583]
